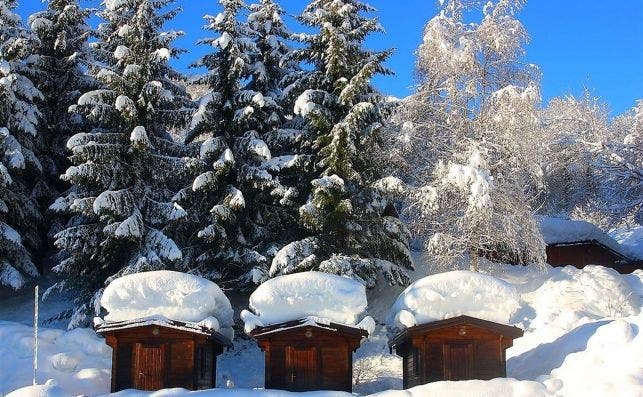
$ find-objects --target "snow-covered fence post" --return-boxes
[33,285,39,386]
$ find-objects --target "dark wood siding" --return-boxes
[546,242,625,269]
[167,340,194,389]
[444,342,472,380]
[425,340,443,383]
[195,344,215,389]
[286,346,317,391]
[392,316,522,387]
[255,324,364,392]
[115,343,133,390]
[100,324,228,392]
[133,343,165,390]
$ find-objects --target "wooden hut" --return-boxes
[95,317,231,392]
[389,315,523,388]
[545,240,629,269]
[537,216,636,271]
[250,317,368,392]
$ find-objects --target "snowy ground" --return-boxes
[1,253,642,396]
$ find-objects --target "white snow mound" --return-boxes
[100,271,233,330]
[242,271,371,333]
[540,314,643,397]
[388,270,520,329]
[0,323,111,396]
[6,380,71,397]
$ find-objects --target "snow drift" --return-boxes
[0,321,111,396]
[388,270,521,329]
[6,379,71,397]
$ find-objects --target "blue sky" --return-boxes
[18,0,643,115]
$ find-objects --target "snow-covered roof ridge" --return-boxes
[99,271,234,339]
[241,271,375,335]
[388,271,521,330]
[94,314,232,342]
[248,315,373,338]
[537,216,631,258]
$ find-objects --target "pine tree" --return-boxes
[180,0,303,287]
[29,0,96,238]
[0,0,44,289]
[270,0,413,288]
[246,0,310,270]
[49,0,193,327]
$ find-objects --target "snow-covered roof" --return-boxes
[94,315,232,343]
[241,271,375,335]
[389,315,524,348]
[249,316,371,339]
[537,216,625,255]
[388,271,521,330]
[99,271,234,339]
[610,226,643,261]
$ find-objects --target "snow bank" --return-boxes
[94,378,553,397]
[540,314,643,397]
[388,271,520,329]
[0,321,111,396]
[241,272,372,333]
[512,265,640,353]
[100,271,234,334]
[6,380,71,397]
[537,216,624,254]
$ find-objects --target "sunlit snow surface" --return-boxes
[1,257,642,396]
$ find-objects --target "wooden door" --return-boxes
[133,343,165,390]
[444,342,473,381]
[285,347,317,391]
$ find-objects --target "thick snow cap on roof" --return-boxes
[388,271,520,330]
[241,271,374,334]
[611,225,643,260]
[537,216,624,254]
[100,271,233,335]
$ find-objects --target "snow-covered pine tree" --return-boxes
[269,0,413,288]
[0,0,44,289]
[391,0,546,271]
[180,0,291,287]
[49,0,193,327]
[29,0,96,227]
[29,1,98,258]
[246,0,311,265]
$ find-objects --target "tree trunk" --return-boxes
[470,248,479,272]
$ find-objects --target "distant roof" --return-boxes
[250,316,368,339]
[537,216,626,256]
[610,226,643,261]
[94,315,232,345]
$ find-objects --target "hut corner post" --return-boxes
[33,285,39,386]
